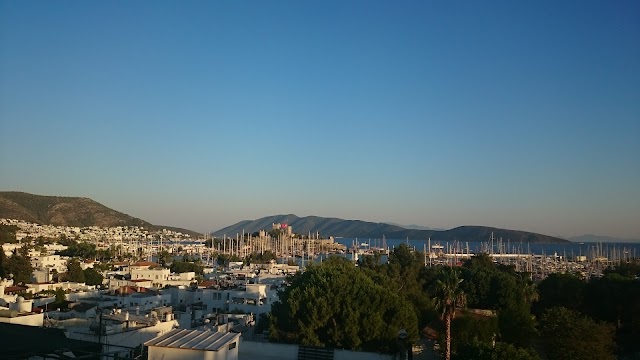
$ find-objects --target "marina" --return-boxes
[92,229,639,282]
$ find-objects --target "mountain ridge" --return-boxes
[213,214,569,243]
[0,191,201,237]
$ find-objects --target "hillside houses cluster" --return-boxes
[0,222,292,359]
[0,218,191,242]
[0,260,287,358]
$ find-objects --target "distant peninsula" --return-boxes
[214,214,570,243]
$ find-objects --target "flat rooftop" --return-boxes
[145,328,239,351]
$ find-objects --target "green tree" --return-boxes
[539,307,616,360]
[0,225,18,244]
[461,254,528,311]
[3,246,33,284]
[534,273,585,315]
[357,253,382,270]
[245,250,277,264]
[54,287,66,303]
[158,250,173,266]
[50,287,68,311]
[0,249,7,279]
[429,266,467,360]
[454,341,540,360]
[583,273,640,356]
[497,304,537,347]
[57,240,97,259]
[451,314,499,353]
[170,260,203,275]
[83,267,104,286]
[65,258,86,283]
[269,257,418,353]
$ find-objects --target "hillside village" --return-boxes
[0,218,311,360]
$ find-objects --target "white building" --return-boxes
[226,284,273,315]
[26,281,95,294]
[167,283,276,317]
[0,296,44,326]
[145,328,240,360]
[31,254,68,273]
[66,311,179,357]
[130,268,170,287]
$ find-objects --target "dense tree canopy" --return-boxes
[454,341,540,360]
[581,273,640,356]
[539,307,616,360]
[533,260,640,357]
[534,273,585,315]
[262,246,637,359]
[65,258,86,283]
[83,267,104,286]
[269,257,418,353]
[461,253,535,311]
[245,251,277,264]
[170,260,203,275]
[0,225,18,244]
[1,245,33,284]
[57,240,97,259]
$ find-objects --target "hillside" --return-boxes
[213,214,569,243]
[0,191,201,237]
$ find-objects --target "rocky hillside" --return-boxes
[0,191,200,236]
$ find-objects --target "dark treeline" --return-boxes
[266,244,640,359]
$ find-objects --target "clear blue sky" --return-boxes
[1,1,638,238]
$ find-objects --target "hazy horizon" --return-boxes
[1,1,638,239]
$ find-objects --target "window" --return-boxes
[228,342,236,350]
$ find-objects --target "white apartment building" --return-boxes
[26,281,95,294]
[31,255,68,274]
[166,283,276,316]
[78,292,172,313]
[130,268,170,286]
[67,311,179,358]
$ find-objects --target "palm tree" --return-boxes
[430,266,466,360]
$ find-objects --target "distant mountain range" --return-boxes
[0,191,201,237]
[213,214,569,243]
[384,222,445,231]
[5,192,630,244]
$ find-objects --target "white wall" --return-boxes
[66,289,101,301]
[0,312,44,326]
[148,342,238,360]
[239,341,392,360]
[335,349,392,360]
[239,341,298,360]
[148,347,204,360]
[68,319,178,353]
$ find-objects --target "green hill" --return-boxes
[0,191,201,237]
